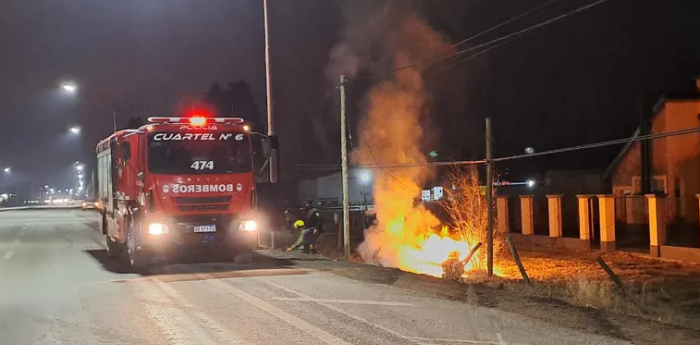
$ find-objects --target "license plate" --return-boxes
[193,225,216,233]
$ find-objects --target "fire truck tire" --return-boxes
[126,228,149,272]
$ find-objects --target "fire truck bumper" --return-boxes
[138,230,259,257]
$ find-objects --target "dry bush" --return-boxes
[442,166,505,269]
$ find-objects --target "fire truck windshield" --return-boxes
[148,132,252,174]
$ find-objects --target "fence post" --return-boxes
[576,195,593,241]
[646,194,667,257]
[546,195,563,238]
[519,195,534,235]
[696,194,700,248]
[597,194,616,252]
[496,196,509,233]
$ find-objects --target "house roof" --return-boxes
[603,93,700,179]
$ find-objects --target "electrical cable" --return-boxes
[351,0,610,83]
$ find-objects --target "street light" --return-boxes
[76,164,84,171]
[3,167,10,173]
[69,126,81,134]
[60,82,117,133]
[61,82,78,93]
[358,170,372,184]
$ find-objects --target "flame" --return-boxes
[352,16,485,279]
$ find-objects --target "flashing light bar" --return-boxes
[147,117,245,125]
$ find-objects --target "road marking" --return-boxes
[408,337,507,344]
[2,251,13,260]
[262,278,521,345]
[192,271,352,345]
[133,277,246,345]
[261,278,417,343]
[273,297,415,307]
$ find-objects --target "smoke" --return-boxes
[327,1,462,272]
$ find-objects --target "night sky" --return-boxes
[1,0,699,196]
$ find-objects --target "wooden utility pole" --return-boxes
[485,118,494,278]
[340,75,351,261]
[263,0,278,184]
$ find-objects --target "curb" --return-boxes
[0,206,81,212]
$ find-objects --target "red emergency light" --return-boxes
[147,117,245,125]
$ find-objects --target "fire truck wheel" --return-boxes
[105,236,121,258]
[126,229,149,271]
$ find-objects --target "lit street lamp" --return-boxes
[61,82,77,93]
[3,167,10,173]
[60,82,117,133]
[76,164,84,171]
[69,126,81,134]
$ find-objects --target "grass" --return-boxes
[483,247,700,329]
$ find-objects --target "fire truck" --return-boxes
[96,116,270,270]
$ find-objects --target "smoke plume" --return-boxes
[328,1,472,275]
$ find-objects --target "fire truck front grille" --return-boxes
[178,204,230,212]
[173,196,232,204]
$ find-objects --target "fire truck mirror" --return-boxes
[261,138,272,159]
[136,171,145,181]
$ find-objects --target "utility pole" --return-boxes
[340,75,351,261]
[485,117,494,278]
[112,102,117,133]
[263,0,278,184]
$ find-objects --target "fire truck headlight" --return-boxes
[148,222,169,235]
[239,220,258,232]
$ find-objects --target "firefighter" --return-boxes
[286,200,324,253]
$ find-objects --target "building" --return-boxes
[605,76,700,222]
[297,169,374,207]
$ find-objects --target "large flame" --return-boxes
[353,16,482,279]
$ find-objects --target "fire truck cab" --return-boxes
[96,116,269,270]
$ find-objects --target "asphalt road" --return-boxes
[0,209,634,345]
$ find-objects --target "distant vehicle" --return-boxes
[96,115,272,270]
[81,199,99,210]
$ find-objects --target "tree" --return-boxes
[123,116,147,130]
[201,80,263,129]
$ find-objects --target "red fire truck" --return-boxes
[96,116,270,270]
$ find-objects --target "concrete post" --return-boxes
[696,194,700,248]
[647,194,667,257]
[597,195,616,252]
[496,196,509,233]
[519,195,534,235]
[546,195,563,238]
[576,195,594,241]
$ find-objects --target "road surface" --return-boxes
[0,209,633,345]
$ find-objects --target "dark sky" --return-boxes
[1,0,700,194]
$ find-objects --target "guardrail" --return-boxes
[0,205,81,212]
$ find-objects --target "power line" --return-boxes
[493,127,700,163]
[351,0,610,83]
[447,0,562,50]
[425,32,527,78]
[359,136,420,193]
[445,0,610,62]
[352,0,560,82]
